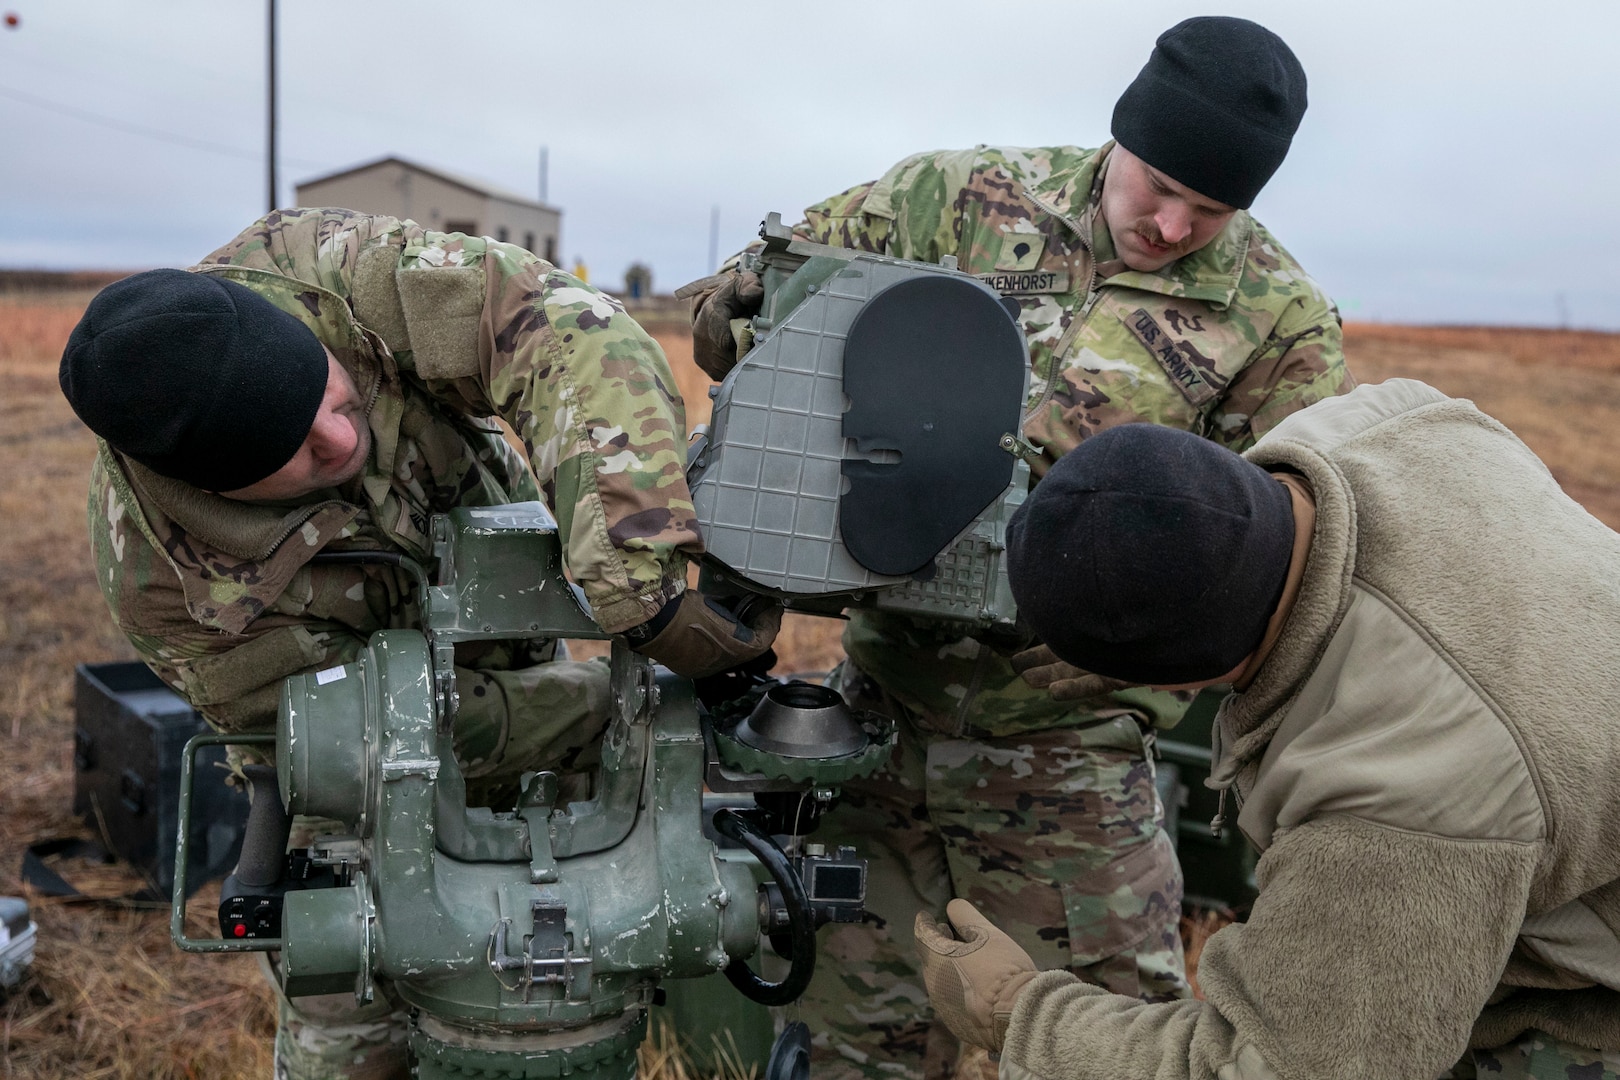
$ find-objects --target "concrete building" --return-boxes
[295,156,560,264]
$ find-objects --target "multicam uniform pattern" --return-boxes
[91,207,701,736]
[86,208,702,1079]
[781,144,1353,1080]
[1471,1031,1620,1079]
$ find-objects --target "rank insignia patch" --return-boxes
[995,233,1046,271]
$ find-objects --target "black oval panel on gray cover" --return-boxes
[840,276,1026,576]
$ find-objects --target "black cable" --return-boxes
[713,807,817,1007]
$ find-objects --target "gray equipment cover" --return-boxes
[689,245,1030,628]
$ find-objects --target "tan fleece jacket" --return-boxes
[1000,379,1620,1080]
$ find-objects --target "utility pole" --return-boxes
[539,146,548,203]
[267,0,278,213]
[708,205,720,273]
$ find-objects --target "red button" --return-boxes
[233,923,247,937]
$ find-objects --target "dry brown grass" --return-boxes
[640,1016,759,1080]
[0,292,278,1079]
[4,288,1618,1076]
[1344,322,1620,529]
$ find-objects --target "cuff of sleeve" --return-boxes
[590,576,686,636]
[1001,970,1101,1071]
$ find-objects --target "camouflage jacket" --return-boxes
[801,144,1355,738]
[90,208,700,732]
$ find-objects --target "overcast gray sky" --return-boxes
[2,1,1617,328]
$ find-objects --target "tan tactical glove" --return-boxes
[630,589,781,679]
[1010,644,1136,702]
[677,270,764,381]
[914,899,1039,1053]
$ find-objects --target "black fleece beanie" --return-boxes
[59,269,328,492]
[1111,16,1308,209]
[1006,424,1294,686]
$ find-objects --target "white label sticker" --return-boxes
[315,666,347,686]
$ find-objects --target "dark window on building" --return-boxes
[444,220,477,236]
[496,226,510,243]
[544,236,557,264]
[525,231,536,253]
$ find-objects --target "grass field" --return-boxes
[3,286,1618,1077]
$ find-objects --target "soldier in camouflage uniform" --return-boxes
[683,18,1354,1080]
[60,208,779,1080]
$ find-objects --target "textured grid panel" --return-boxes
[692,252,1027,619]
[693,255,925,594]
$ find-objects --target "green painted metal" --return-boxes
[174,499,913,1073]
[267,503,768,1068]
[280,870,371,999]
[410,1009,646,1080]
[274,632,763,1034]
[711,717,895,786]
[428,503,609,644]
[277,654,370,827]
[655,972,775,1076]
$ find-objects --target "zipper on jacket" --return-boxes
[254,499,352,561]
[948,186,1101,722]
[1021,190,1101,430]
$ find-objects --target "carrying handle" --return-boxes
[171,732,283,953]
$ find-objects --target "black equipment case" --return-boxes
[72,661,248,895]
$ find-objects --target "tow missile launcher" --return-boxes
[169,213,1036,1078]
[173,504,898,1079]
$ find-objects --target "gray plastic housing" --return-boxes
[688,219,1030,631]
[0,896,36,990]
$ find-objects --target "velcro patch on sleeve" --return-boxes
[397,264,485,380]
[171,625,328,707]
[350,246,411,354]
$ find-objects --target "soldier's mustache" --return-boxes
[1135,224,1187,255]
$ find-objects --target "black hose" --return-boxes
[713,808,817,1006]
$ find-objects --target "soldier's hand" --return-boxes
[680,270,764,381]
[914,899,1039,1053]
[1011,644,1136,701]
[631,589,781,679]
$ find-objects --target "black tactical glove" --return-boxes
[676,270,764,381]
[627,589,782,679]
[1010,644,1136,701]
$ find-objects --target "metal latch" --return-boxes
[998,432,1042,463]
[488,899,592,1002]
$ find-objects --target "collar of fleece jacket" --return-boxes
[1211,441,1357,779]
